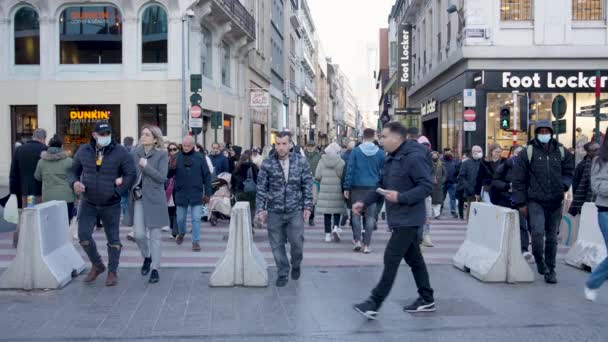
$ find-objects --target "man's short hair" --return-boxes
[407,127,419,138]
[443,147,452,153]
[33,128,47,141]
[123,136,134,147]
[277,131,292,140]
[363,128,376,139]
[383,121,407,138]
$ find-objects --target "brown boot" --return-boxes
[176,234,185,245]
[84,264,106,284]
[105,271,118,286]
[192,242,201,252]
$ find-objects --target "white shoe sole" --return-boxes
[353,306,377,320]
[404,303,436,313]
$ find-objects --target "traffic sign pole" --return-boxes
[596,71,601,144]
[513,91,519,145]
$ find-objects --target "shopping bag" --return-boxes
[3,194,18,224]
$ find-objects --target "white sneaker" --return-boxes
[325,233,332,242]
[363,246,372,254]
[332,226,342,242]
[585,287,598,302]
[162,227,171,232]
[422,234,434,247]
[523,252,535,264]
[353,241,362,252]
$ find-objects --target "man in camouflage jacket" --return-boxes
[256,131,313,287]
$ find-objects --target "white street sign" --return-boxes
[463,89,476,107]
[189,117,203,128]
[464,121,477,132]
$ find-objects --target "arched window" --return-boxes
[59,5,122,64]
[14,6,40,65]
[142,4,168,63]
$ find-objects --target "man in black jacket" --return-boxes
[512,120,574,284]
[352,122,435,319]
[9,128,47,247]
[69,122,136,286]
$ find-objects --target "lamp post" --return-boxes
[181,9,195,138]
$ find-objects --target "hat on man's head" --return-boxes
[94,122,112,134]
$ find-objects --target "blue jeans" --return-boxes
[443,183,457,214]
[586,211,608,290]
[177,205,202,243]
[267,211,305,277]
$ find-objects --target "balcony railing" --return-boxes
[219,0,256,39]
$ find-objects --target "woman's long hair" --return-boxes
[236,150,252,172]
[598,127,608,164]
[486,143,502,162]
[140,125,165,150]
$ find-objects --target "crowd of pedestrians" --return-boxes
[7,117,608,312]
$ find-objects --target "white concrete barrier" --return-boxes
[453,202,534,283]
[209,202,268,287]
[0,201,85,290]
[565,202,607,271]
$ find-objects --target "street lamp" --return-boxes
[181,9,195,137]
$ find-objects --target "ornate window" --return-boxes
[141,5,168,63]
[14,6,40,65]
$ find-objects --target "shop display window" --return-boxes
[440,96,463,154]
[11,105,38,145]
[56,105,121,155]
[138,104,167,135]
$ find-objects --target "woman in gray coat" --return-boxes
[315,143,346,243]
[125,125,169,283]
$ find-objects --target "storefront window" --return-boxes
[59,6,122,64]
[56,105,121,155]
[440,96,463,153]
[138,104,167,135]
[141,5,168,64]
[11,105,38,145]
[574,92,608,145]
[572,0,604,21]
[223,114,233,145]
[14,7,40,65]
[500,0,533,21]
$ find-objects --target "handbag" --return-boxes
[243,167,257,193]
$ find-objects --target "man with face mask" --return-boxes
[69,122,137,286]
[512,120,574,284]
[456,145,482,221]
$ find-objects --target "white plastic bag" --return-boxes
[3,194,18,224]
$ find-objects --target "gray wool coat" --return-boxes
[123,145,170,229]
[314,155,346,215]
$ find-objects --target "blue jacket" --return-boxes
[442,157,460,185]
[343,142,384,190]
[208,153,229,175]
[363,140,433,229]
[169,150,213,206]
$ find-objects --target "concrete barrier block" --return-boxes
[565,203,607,271]
[209,202,268,287]
[0,201,85,290]
[453,203,534,283]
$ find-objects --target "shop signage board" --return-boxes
[464,122,476,132]
[395,108,421,115]
[498,71,608,91]
[250,90,270,107]
[463,109,476,122]
[552,120,567,135]
[463,89,476,107]
[397,24,413,87]
[420,99,437,116]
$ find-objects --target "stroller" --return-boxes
[208,172,235,226]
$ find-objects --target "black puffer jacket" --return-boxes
[512,139,575,208]
[457,158,480,197]
[9,140,47,196]
[68,139,137,206]
[569,157,595,216]
[492,157,517,207]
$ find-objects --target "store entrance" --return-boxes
[11,105,38,147]
[422,118,439,150]
[56,105,121,156]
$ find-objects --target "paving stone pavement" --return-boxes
[0,214,569,268]
[0,264,607,341]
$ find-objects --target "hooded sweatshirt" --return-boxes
[343,141,385,190]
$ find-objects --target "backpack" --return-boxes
[243,166,257,193]
[526,144,565,163]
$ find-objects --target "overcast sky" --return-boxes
[308,0,395,114]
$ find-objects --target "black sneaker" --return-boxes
[544,270,557,284]
[149,270,159,284]
[291,267,301,280]
[537,263,547,275]
[403,297,436,313]
[308,218,315,227]
[141,257,152,276]
[353,299,379,320]
[276,276,288,287]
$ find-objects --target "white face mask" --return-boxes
[96,135,112,147]
[537,134,551,144]
[472,152,483,160]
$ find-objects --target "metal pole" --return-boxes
[596,70,601,144]
[512,91,518,146]
[181,17,187,138]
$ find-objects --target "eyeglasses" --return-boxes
[169,148,179,152]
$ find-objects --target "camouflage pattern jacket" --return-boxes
[256,152,314,214]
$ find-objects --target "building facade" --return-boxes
[394,0,608,155]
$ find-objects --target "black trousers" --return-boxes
[78,202,122,272]
[371,227,434,305]
[324,214,341,233]
[528,201,561,271]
